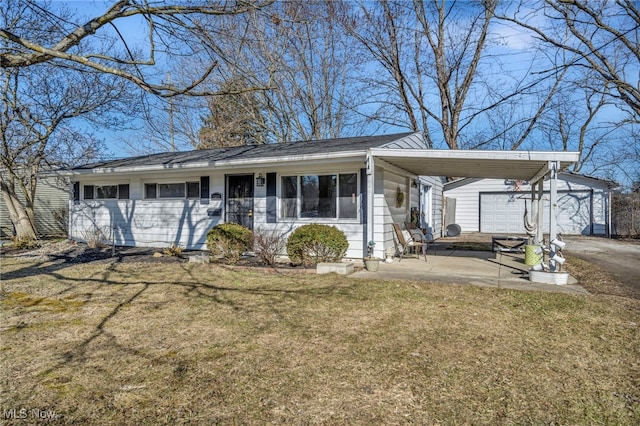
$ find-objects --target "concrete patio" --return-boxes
[352,245,587,295]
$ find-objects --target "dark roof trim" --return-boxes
[72,132,417,172]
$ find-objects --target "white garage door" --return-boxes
[480,191,592,235]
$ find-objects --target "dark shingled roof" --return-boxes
[73,132,415,171]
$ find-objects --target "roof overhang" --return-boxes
[370,149,580,181]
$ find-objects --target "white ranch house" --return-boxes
[68,132,580,259]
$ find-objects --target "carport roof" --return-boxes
[370,148,580,182]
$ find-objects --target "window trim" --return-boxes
[83,184,129,200]
[278,172,360,221]
[144,181,201,200]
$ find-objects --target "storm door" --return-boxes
[226,174,254,230]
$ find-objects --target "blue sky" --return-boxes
[46,1,636,187]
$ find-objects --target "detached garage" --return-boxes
[443,172,616,236]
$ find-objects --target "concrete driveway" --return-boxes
[352,245,588,295]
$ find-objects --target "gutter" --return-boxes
[68,151,368,175]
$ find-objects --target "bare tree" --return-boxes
[340,0,560,150]
[201,0,367,143]
[498,0,640,121]
[0,0,275,238]
[0,63,131,238]
[1,0,273,97]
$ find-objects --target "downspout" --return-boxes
[608,190,612,238]
[589,188,594,235]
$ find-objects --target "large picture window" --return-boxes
[281,173,358,219]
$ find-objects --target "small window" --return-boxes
[281,176,297,218]
[84,185,94,200]
[159,183,185,198]
[118,184,130,200]
[186,182,200,199]
[339,173,358,219]
[145,183,157,199]
[96,185,118,199]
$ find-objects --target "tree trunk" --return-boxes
[0,182,37,239]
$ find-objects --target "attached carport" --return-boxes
[366,148,581,255]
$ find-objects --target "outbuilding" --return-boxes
[443,173,616,236]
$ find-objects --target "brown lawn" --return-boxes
[1,254,638,425]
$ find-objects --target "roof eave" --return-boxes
[70,150,368,175]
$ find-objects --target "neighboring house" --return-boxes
[68,132,579,259]
[443,172,617,236]
[0,172,69,238]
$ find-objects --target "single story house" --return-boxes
[443,172,617,236]
[68,132,579,259]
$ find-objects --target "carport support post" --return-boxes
[366,151,376,257]
[536,179,544,245]
[548,161,559,271]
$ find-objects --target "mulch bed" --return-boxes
[0,241,319,273]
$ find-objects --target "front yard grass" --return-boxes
[1,256,638,424]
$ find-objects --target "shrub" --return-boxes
[11,235,40,250]
[253,228,287,266]
[82,227,108,249]
[286,224,348,266]
[163,243,183,257]
[206,223,253,264]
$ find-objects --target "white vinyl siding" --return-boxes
[444,175,611,235]
[1,174,69,237]
[70,200,215,249]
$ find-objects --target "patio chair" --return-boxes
[392,223,427,262]
[404,222,435,256]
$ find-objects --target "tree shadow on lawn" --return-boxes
[14,259,352,388]
[1,245,186,282]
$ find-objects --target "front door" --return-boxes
[226,174,254,230]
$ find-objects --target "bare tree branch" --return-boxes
[1,0,274,97]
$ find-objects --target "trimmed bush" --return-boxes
[286,224,348,266]
[206,223,253,264]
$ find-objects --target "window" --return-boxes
[281,173,358,219]
[83,184,129,200]
[338,173,358,219]
[281,176,297,218]
[145,182,200,199]
[84,185,94,200]
[96,185,117,199]
[145,183,157,199]
[186,182,200,198]
[159,183,185,198]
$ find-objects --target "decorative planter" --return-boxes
[524,245,542,266]
[364,258,381,272]
[529,270,570,285]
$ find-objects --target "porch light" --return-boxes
[256,173,266,187]
[412,179,419,188]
